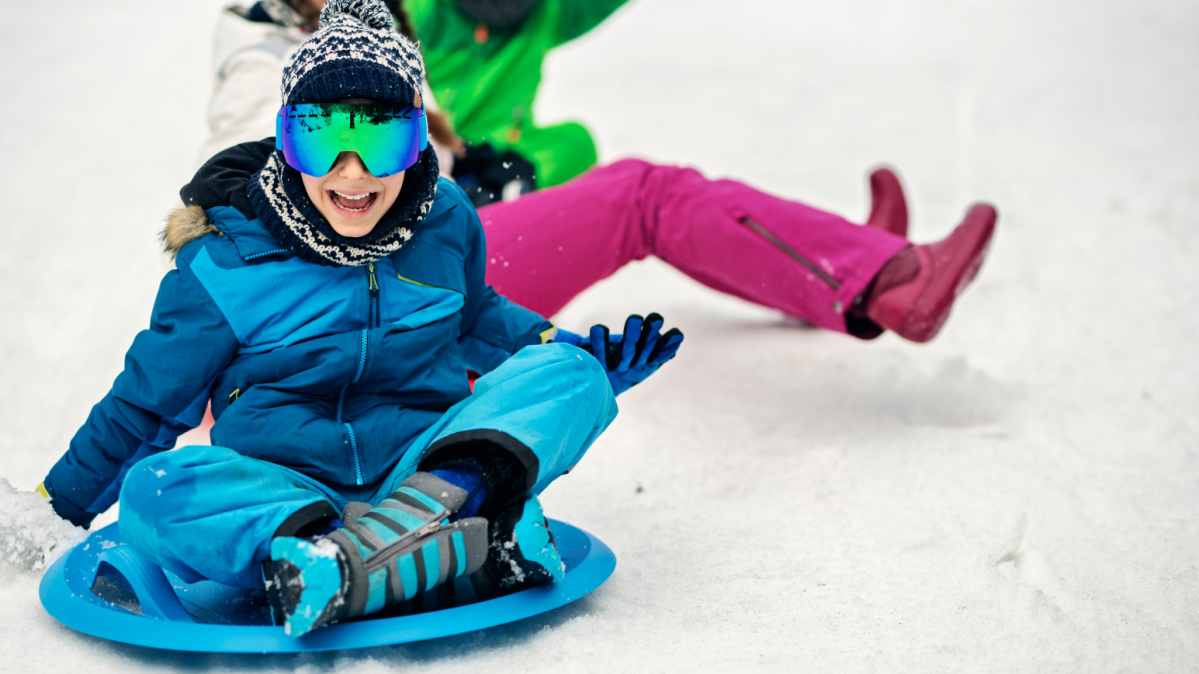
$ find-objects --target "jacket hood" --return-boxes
[183,138,274,219]
[162,139,276,259]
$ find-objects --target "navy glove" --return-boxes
[585,313,684,396]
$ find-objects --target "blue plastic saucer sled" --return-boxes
[40,520,615,653]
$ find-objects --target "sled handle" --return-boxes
[92,547,195,623]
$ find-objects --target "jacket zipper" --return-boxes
[368,262,380,329]
[337,264,380,486]
[244,248,289,261]
[337,330,369,486]
[738,217,841,290]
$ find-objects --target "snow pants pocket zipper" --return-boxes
[738,216,841,290]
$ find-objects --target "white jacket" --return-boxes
[197,5,306,166]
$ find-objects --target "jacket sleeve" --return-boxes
[43,244,240,527]
[456,201,555,374]
[554,0,632,46]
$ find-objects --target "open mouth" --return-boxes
[329,190,378,214]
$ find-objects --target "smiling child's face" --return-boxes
[301,152,405,238]
[300,95,421,239]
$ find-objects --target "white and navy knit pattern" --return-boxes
[247,151,438,267]
[280,0,424,106]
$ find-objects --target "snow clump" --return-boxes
[0,478,86,574]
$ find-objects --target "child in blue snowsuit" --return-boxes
[38,0,681,637]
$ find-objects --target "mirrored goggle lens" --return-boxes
[275,104,428,178]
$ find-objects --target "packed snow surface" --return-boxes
[1,0,1197,671]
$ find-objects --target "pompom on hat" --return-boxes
[281,0,425,107]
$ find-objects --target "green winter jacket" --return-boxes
[407,0,629,187]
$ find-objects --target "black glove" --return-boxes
[451,143,537,208]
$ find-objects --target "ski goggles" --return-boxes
[275,103,428,178]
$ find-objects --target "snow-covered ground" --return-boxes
[2,0,1197,670]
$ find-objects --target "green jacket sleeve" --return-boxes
[554,0,632,45]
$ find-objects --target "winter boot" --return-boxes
[863,203,997,342]
[265,472,489,637]
[374,493,567,617]
[480,494,565,595]
[866,167,909,237]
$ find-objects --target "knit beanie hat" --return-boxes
[247,0,440,267]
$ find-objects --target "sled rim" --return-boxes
[39,519,615,653]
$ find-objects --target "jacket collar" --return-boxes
[203,180,459,262]
[204,205,294,261]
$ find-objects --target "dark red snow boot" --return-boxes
[864,203,997,342]
[866,167,909,237]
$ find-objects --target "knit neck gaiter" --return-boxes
[246,148,439,267]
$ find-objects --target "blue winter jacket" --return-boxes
[44,143,553,528]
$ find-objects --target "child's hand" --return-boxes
[585,314,684,396]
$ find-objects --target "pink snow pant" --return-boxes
[478,159,911,337]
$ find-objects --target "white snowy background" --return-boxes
[2,0,1197,671]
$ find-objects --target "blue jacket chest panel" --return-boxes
[42,180,560,517]
[190,247,466,355]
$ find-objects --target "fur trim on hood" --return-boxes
[172,139,271,258]
[161,205,219,259]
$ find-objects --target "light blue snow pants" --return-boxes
[118,344,617,588]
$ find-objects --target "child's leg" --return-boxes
[267,344,614,635]
[389,341,618,497]
[410,343,616,592]
[267,471,490,637]
[118,445,342,588]
[479,159,910,336]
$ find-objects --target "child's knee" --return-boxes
[485,343,614,416]
[120,452,170,507]
[118,446,231,518]
[534,342,609,388]
[562,343,609,391]
[603,157,701,186]
[537,344,616,422]
[602,157,655,178]
[118,453,179,546]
